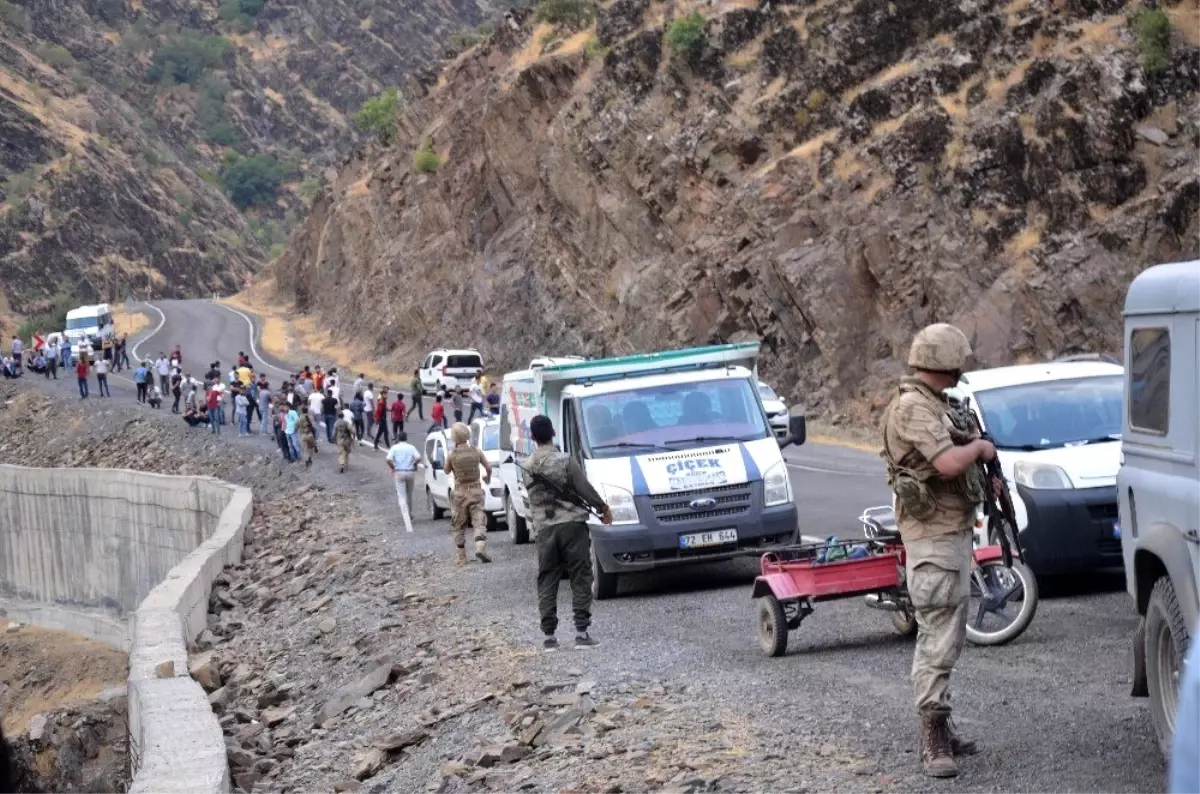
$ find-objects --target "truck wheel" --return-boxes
[427,487,445,520]
[591,545,618,600]
[1146,576,1189,756]
[506,492,529,545]
[757,596,788,657]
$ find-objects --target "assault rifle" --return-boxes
[951,396,1025,569]
[506,455,605,520]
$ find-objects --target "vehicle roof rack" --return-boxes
[1053,353,1121,366]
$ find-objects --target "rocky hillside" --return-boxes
[269,0,1199,420]
[0,0,497,323]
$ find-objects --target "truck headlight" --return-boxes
[600,484,639,524]
[489,485,503,498]
[1013,461,1073,490]
[763,461,790,506]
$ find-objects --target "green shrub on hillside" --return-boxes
[16,292,78,340]
[666,11,707,58]
[220,154,286,208]
[584,36,608,59]
[413,139,441,173]
[0,0,30,32]
[1130,6,1172,76]
[534,0,594,31]
[37,44,76,69]
[147,33,233,85]
[354,87,403,144]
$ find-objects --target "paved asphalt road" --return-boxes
[40,299,1167,791]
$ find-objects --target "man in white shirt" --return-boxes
[43,338,58,380]
[363,383,376,441]
[353,374,365,396]
[307,388,324,432]
[385,431,423,534]
[94,356,111,397]
[155,354,171,394]
[468,375,486,423]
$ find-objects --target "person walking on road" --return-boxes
[390,393,406,438]
[206,384,222,435]
[44,340,58,380]
[450,388,464,425]
[322,389,339,444]
[349,391,365,440]
[468,375,486,423]
[284,404,301,462]
[410,370,424,420]
[118,335,130,371]
[75,357,89,398]
[445,422,492,565]
[353,373,365,398]
[372,389,390,450]
[385,431,422,534]
[235,388,251,436]
[334,409,355,473]
[155,353,171,395]
[363,383,377,440]
[880,323,993,779]
[430,394,447,433]
[523,414,612,649]
[298,411,318,469]
[170,370,183,413]
[134,362,150,403]
[258,378,273,435]
[60,338,72,370]
[94,356,111,397]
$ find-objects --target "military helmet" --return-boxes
[907,323,972,372]
[450,422,471,444]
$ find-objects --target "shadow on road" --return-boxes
[614,556,762,598]
[1036,569,1126,599]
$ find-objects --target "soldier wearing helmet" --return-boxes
[445,421,492,565]
[881,323,997,779]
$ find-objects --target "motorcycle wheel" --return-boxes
[965,558,1038,646]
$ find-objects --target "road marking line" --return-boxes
[209,301,292,377]
[785,461,879,477]
[130,302,167,363]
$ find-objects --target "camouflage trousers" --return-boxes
[451,485,487,547]
[337,444,351,467]
[906,528,972,716]
[537,521,593,635]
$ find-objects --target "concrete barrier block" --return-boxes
[129,676,230,794]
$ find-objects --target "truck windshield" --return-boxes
[974,375,1123,450]
[579,378,769,458]
[66,316,98,330]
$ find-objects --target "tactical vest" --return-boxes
[526,449,590,528]
[880,379,986,521]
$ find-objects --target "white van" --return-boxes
[498,343,806,599]
[1117,260,1200,755]
[419,349,484,392]
[423,428,504,531]
[946,357,1124,574]
[63,303,114,351]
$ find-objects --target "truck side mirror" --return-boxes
[778,413,807,449]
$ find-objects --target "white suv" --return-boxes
[419,349,484,392]
[947,356,1124,575]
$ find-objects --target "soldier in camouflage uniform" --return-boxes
[523,415,612,649]
[881,323,996,779]
[445,422,492,565]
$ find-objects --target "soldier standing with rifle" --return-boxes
[522,415,613,650]
[880,324,997,779]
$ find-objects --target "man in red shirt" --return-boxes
[372,389,390,450]
[75,357,89,399]
[430,394,447,432]
[206,386,222,436]
[390,394,407,437]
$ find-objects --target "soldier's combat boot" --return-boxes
[455,547,468,566]
[920,713,958,778]
[475,540,492,563]
[946,720,977,756]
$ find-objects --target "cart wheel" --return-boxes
[890,609,918,637]
[757,596,789,657]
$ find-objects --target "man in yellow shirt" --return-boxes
[236,364,253,387]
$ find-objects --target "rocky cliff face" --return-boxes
[272,0,1199,420]
[1,0,495,318]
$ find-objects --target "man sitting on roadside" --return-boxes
[183,404,209,428]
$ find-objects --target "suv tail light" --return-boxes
[441,365,447,377]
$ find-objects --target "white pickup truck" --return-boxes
[498,342,805,599]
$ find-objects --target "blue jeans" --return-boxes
[287,433,301,460]
[216,405,226,426]
[259,400,272,433]
[97,374,110,397]
[211,411,221,434]
[78,377,88,398]
[324,412,337,443]
[238,413,250,435]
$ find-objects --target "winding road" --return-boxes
[37,298,1166,792]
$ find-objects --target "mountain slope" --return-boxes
[0,0,495,322]
[270,0,1198,419]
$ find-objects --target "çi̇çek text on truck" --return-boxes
[498,343,807,599]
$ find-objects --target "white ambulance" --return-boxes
[498,343,806,598]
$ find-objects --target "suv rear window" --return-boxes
[1129,327,1170,435]
[447,354,482,369]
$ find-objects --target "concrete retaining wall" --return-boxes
[0,465,252,794]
